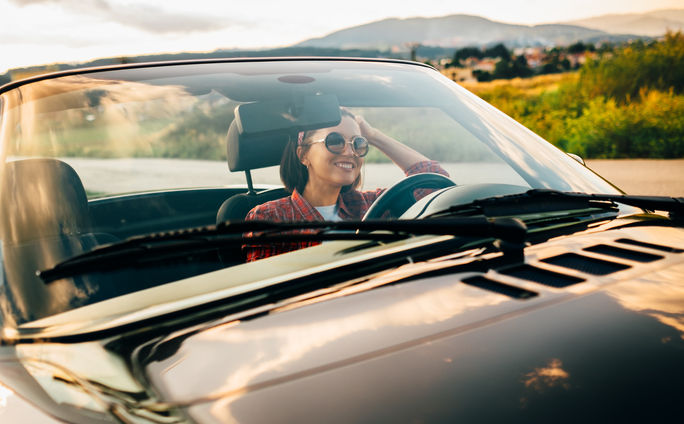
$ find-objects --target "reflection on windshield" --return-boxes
[0,157,105,325]
[4,75,197,160]
[436,73,619,194]
[0,380,11,409]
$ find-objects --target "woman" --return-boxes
[244,109,449,261]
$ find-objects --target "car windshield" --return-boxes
[0,59,620,329]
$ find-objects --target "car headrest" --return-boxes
[226,120,291,172]
[226,94,342,172]
[0,158,91,244]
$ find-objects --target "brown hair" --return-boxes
[280,111,362,194]
[280,137,310,194]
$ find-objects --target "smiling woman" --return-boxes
[242,107,451,261]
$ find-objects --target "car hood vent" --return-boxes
[456,236,680,301]
[461,275,538,299]
[615,238,684,253]
[583,244,663,262]
[541,252,631,275]
[498,264,585,287]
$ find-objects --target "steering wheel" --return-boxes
[363,173,456,220]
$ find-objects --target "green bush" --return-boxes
[469,32,684,159]
[564,90,684,158]
[579,32,684,103]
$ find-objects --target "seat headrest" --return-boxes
[1,158,90,244]
[226,120,292,172]
[226,95,342,172]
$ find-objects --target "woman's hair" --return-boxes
[280,139,310,194]
[280,110,362,194]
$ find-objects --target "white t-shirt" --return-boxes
[316,204,342,221]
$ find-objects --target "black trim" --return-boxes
[0,57,434,94]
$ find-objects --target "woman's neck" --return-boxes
[301,182,341,207]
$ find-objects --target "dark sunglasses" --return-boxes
[309,132,369,157]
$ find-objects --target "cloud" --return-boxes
[9,0,236,34]
[9,0,52,4]
[0,31,100,48]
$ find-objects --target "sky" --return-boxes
[2,0,683,74]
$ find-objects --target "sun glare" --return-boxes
[0,381,13,410]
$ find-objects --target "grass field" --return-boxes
[458,72,576,96]
[457,70,683,196]
[456,67,684,160]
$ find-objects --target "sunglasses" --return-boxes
[309,132,369,157]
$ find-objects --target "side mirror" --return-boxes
[567,153,585,166]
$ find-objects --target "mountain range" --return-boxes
[296,9,684,50]
[3,8,683,81]
[567,9,684,36]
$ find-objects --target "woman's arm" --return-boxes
[356,116,430,172]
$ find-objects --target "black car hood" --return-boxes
[139,219,684,423]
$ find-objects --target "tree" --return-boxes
[492,55,532,79]
[405,42,421,62]
[597,42,615,55]
[512,55,533,77]
[472,70,493,82]
[579,31,684,102]
[484,43,511,61]
[537,49,564,75]
[567,41,587,54]
[453,46,483,64]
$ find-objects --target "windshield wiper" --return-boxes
[38,217,527,284]
[428,189,684,220]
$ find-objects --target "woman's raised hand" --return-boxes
[355,115,379,144]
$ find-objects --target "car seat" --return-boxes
[0,158,116,322]
[216,120,290,224]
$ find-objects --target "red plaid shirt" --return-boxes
[244,160,449,261]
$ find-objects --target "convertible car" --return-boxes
[0,58,683,423]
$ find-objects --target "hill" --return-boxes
[296,15,611,50]
[4,9,680,84]
[566,9,684,37]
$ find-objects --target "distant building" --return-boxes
[520,47,545,68]
[441,67,476,83]
[567,51,597,67]
[472,58,497,72]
